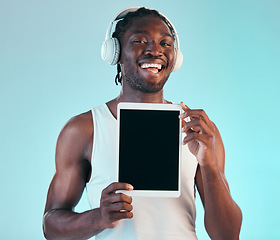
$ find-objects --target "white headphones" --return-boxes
[101,7,183,72]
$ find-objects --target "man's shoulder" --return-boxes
[68,110,92,126]
[65,110,92,131]
[58,110,93,145]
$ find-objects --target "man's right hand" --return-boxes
[99,182,134,229]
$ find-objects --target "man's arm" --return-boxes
[180,102,242,240]
[43,112,133,240]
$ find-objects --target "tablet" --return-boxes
[117,102,182,197]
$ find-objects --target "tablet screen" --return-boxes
[117,103,182,197]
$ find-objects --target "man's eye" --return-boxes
[161,42,171,47]
[133,40,147,44]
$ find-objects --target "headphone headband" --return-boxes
[101,7,183,71]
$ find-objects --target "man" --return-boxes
[43,7,242,240]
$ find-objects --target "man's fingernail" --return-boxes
[128,185,134,190]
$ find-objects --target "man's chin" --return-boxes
[123,72,170,93]
[132,81,165,93]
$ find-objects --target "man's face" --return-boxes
[119,16,175,93]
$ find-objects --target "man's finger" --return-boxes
[180,101,190,111]
[103,182,134,195]
[180,102,192,124]
[111,192,133,204]
[109,202,133,212]
[111,211,134,222]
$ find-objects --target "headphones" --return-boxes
[101,7,183,72]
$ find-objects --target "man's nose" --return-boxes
[144,41,162,56]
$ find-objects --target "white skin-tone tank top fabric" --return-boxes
[86,103,198,240]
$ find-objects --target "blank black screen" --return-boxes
[119,109,180,191]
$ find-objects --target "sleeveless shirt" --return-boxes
[86,103,198,240]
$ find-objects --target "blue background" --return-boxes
[1,0,279,239]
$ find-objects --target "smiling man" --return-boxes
[43,7,242,240]
[118,16,174,94]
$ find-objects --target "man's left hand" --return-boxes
[179,102,217,167]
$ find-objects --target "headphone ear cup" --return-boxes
[101,37,120,65]
[172,49,183,72]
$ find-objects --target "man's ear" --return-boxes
[101,37,120,65]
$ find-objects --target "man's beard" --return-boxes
[121,65,170,93]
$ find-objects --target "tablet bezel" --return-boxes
[116,102,182,197]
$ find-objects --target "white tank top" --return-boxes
[86,103,198,240]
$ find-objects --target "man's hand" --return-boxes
[99,182,134,229]
[179,102,217,167]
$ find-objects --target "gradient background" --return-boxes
[1,0,279,239]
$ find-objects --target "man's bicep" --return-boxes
[45,120,91,213]
[45,167,86,212]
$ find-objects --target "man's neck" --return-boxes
[117,83,166,103]
[106,87,167,119]
[118,90,165,104]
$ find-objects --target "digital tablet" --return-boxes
[117,102,182,197]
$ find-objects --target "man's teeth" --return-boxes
[141,63,162,70]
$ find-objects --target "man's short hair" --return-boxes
[112,7,174,43]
